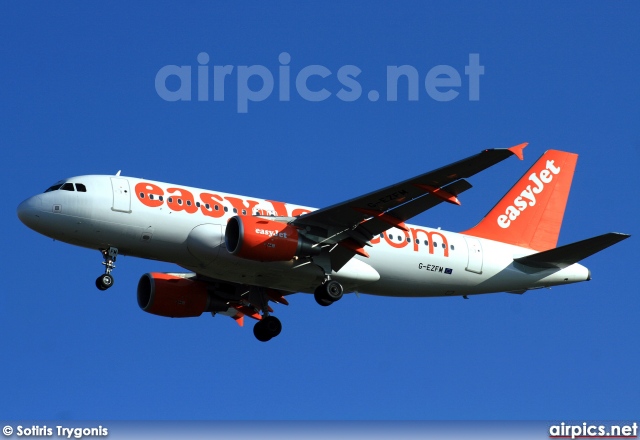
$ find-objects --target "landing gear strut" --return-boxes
[314,279,344,306]
[310,252,345,307]
[96,247,118,291]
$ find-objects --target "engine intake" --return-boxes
[225,216,319,262]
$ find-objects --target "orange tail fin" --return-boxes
[463,150,578,251]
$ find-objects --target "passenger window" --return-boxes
[416,239,420,244]
[61,183,75,191]
[442,243,446,249]
[433,242,438,247]
[75,183,87,192]
[451,245,455,251]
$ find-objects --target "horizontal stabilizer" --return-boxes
[514,232,630,269]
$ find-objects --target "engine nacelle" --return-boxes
[225,216,319,262]
[137,272,216,318]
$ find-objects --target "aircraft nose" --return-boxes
[17,195,43,230]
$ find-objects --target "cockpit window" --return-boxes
[44,183,63,193]
[44,181,87,193]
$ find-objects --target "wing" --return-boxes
[291,143,527,271]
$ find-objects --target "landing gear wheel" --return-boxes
[314,293,333,307]
[96,274,114,290]
[262,316,282,338]
[324,280,343,301]
[313,280,344,306]
[253,316,282,342]
[253,324,271,342]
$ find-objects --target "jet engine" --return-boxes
[225,216,320,262]
[137,272,226,318]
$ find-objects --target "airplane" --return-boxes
[17,143,630,341]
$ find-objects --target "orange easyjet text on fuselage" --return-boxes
[134,182,450,257]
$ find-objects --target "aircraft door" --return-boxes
[111,177,131,213]
[464,236,483,274]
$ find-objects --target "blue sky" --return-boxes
[2,2,638,420]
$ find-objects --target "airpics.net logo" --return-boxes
[154,52,484,113]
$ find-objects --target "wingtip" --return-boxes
[611,232,631,240]
[508,142,527,160]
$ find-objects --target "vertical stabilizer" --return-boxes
[463,150,578,251]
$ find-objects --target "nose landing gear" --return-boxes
[96,247,118,291]
[96,273,114,290]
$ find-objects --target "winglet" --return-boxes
[508,143,527,160]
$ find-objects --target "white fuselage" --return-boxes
[17,175,591,297]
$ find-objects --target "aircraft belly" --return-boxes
[183,254,326,293]
[179,251,381,293]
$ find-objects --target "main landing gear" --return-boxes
[252,278,344,341]
[253,316,282,342]
[96,247,118,291]
[310,253,345,307]
[250,288,283,342]
[314,279,344,307]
